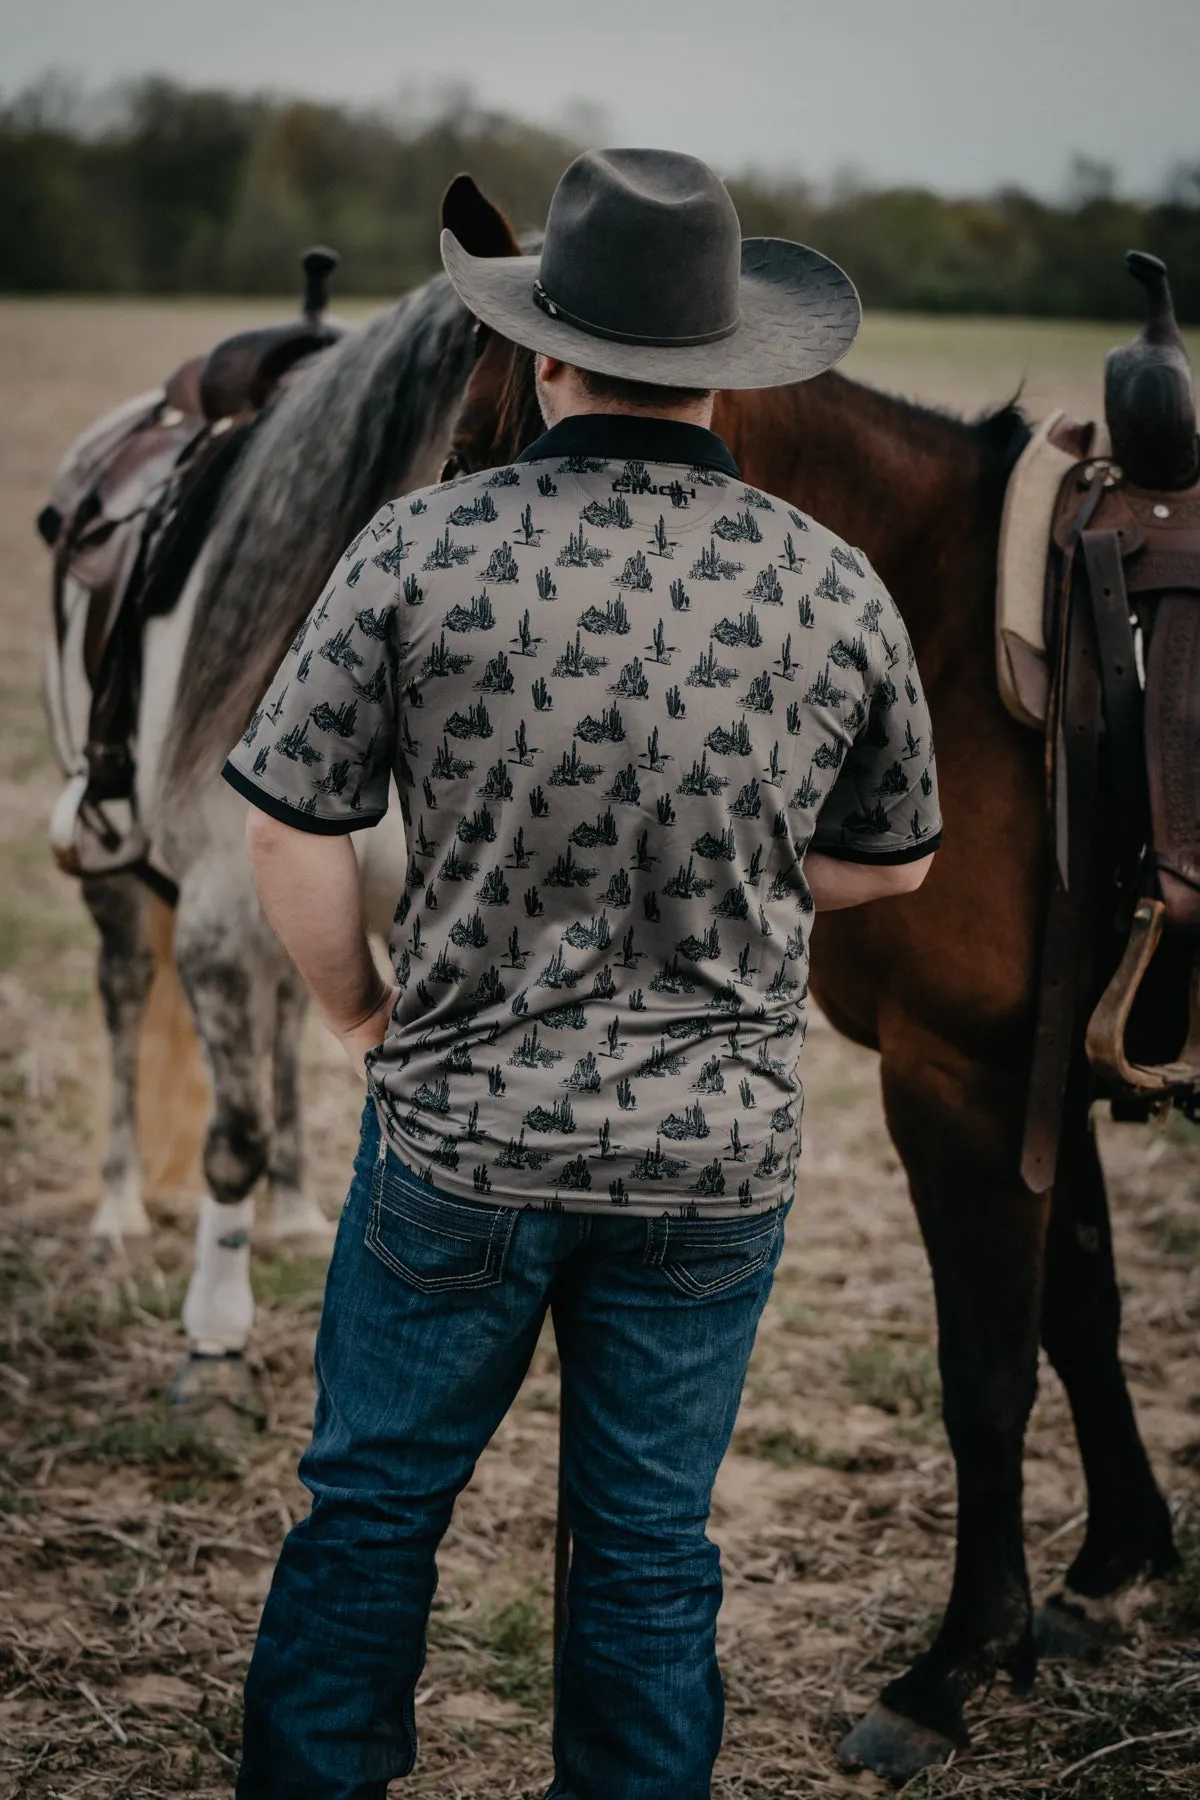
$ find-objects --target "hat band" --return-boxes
[532,278,740,349]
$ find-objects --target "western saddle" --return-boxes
[40,248,345,901]
[1010,253,1200,1182]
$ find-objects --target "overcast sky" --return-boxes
[3,0,1195,198]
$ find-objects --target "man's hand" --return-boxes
[244,809,397,1074]
[336,983,400,1075]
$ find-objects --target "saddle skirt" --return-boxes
[998,419,1200,932]
[996,410,1108,729]
[41,250,345,886]
[1007,405,1200,1166]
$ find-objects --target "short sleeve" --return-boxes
[222,505,401,833]
[809,574,942,864]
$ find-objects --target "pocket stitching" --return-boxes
[366,1154,517,1292]
[656,1214,781,1298]
[366,1193,509,1292]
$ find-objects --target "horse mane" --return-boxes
[970,394,1032,484]
[164,271,476,797]
[807,368,1031,486]
[486,331,1031,496]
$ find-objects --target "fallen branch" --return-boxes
[1058,1724,1197,1782]
[76,1678,128,1745]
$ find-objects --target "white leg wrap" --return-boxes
[182,1194,255,1354]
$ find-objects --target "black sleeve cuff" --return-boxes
[222,762,386,835]
[809,830,942,866]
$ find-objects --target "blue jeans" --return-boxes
[238,1101,787,1800]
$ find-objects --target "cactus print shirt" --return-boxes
[224,416,941,1215]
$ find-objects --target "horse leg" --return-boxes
[82,873,155,1242]
[1036,1082,1176,1654]
[267,968,333,1243]
[839,1042,1047,1780]
[172,883,274,1359]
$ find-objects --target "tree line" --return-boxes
[2,77,1197,319]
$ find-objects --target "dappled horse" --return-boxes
[42,260,481,1368]
[435,180,1197,1778]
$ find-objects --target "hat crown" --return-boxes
[539,149,743,348]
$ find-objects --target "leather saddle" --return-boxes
[41,248,344,892]
[1022,252,1200,1187]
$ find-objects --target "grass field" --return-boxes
[1,299,1198,1799]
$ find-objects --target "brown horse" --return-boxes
[434,178,1179,1780]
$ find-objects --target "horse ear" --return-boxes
[441,174,521,258]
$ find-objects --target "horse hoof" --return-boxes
[837,1705,959,1781]
[168,1351,265,1439]
[1034,1592,1113,1662]
[89,1209,152,1252]
[87,1230,126,1267]
[90,1194,153,1242]
[268,1190,337,1247]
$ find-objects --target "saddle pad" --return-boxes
[995,410,1109,730]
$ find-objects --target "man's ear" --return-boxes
[440,175,521,258]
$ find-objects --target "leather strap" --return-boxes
[1081,528,1147,891]
[1022,551,1103,1191]
[1124,545,1200,593]
[129,858,180,909]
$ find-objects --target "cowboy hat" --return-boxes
[440,147,860,390]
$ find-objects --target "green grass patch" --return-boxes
[86,1412,239,1475]
[1142,1214,1200,1259]
[0,1486,38,1515]
[20,1268,188,1352]
[479,1595,552,1708]
[1148,1526,1200,1633]
[734,1424,896,1474]
[843,1337,941,1417]
[1161,1106,1200,1152]
[771,1296,816,1333]
[253,1252,330,1307]
[0,892,92,976]
[735,1425,825,1469]
[1050,1679,1197,1796]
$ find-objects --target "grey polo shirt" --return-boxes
[224,415,941,1216]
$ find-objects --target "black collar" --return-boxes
[517,413,740,478]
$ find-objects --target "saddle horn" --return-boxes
[301,246,339,323]
[1104,251,1199,491]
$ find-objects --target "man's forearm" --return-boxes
[245,812,386,1034]
[805,850,934,911]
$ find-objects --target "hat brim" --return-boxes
[441,230,860,390]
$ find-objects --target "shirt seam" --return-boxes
[222,761,385,835]
[809,831,942,866]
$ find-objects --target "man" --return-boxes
[226,149,941,1799]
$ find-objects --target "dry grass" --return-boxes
[2,301,1199,1798]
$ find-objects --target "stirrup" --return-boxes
[1085,897,1200,1109]
[49,771,149,878]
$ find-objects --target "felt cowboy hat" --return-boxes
[440,147,860,390]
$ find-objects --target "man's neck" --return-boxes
[548,399,716,431]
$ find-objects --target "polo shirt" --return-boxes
[223,414,941,1216]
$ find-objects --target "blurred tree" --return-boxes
[0,75,1195,321]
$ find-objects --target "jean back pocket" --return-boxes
[366,1150,518,1294]
[647,1207,785,1299]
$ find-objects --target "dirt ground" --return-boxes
[1,299,1198,1800]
